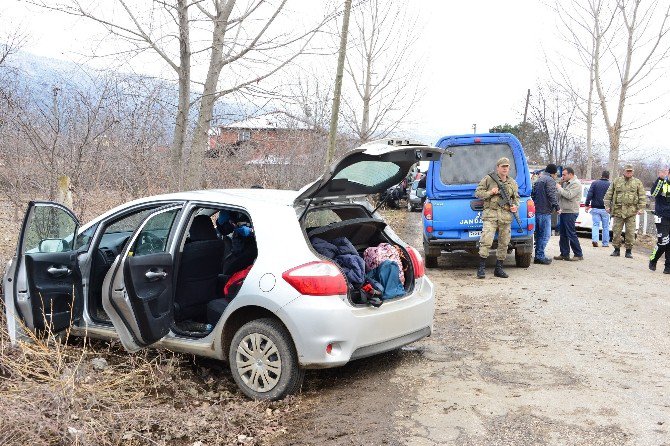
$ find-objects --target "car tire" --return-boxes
[229,318,304,401]
[425,255,438,268]
[515,250,532,268]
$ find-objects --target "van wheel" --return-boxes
[229,318,304,400]
[425,255,438,268]
[515,250,532,268]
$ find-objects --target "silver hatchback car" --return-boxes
[3,139,440,400]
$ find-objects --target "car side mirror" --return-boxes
[39,238,67,253]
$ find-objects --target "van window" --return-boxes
[440,144,517,185]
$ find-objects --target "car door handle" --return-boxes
[145,270,167,281]
[47,266,71,277]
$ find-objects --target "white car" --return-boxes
[3,139,440,400]
[576,180,639,235]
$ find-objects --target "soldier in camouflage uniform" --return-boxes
[475,157,520,279]
[604,164,646,258]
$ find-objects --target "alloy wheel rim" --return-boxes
[236,333,282,392]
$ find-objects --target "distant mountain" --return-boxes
[5,50,248,126]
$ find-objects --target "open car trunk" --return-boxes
[306,218,414,305]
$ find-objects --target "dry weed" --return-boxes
[0,306,297,445]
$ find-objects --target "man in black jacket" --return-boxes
[531,164,560,264]
[649,166,670,273]
[585,171,611,247]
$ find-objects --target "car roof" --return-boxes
[81,188,299,228]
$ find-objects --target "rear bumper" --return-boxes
[423,235,534,254]
[276,276,435,369]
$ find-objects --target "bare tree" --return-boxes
[33,0,330,189]
[340,0,421,144]
[553,0,610,179]
[529,84,579,166]
[592,0,670,175]
[326,0,353,167]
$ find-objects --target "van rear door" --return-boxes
[427,134,532,238]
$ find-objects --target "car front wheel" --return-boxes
[229,318,304,400]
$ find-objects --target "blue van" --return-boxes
[422,133,535,268]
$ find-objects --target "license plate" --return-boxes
[469,231,482,238]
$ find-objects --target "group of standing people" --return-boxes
[474,158,670,277]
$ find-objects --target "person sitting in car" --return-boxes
[217,210,257,275]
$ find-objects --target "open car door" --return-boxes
[4,201,81,342]
[102,205,183,352]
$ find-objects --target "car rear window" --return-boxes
[439,143,516,185]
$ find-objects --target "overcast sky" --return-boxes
[3,0,669,160]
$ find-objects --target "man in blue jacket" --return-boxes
[649,166,670,273]
[585,171,611,247]
[531,164,560,264]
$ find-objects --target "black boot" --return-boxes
[610,248,620,257]
[477,258,486,279]
[649,260,657,271]
[494,260,509,278]
[625,249,633,258]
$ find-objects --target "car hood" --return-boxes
[294,139,444,205]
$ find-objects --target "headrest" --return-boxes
[189,215,217,241]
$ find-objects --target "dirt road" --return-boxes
[274,210,670,446]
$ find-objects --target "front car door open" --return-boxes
[3,201,81,343]
[102,205,183,352]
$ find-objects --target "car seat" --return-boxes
[174,215,225,321]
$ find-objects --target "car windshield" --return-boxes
[439,143,516,185]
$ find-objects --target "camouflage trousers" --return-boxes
[478,219,511,260]
[612,215,636,249]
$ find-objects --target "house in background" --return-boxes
[207,112,323,163]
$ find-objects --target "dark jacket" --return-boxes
[585,178,610,209]
[311,237,365,286]
[651,177,670,218]
[531,172,560,214]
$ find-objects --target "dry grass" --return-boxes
[0,306,298,446]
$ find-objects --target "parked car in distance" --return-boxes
[576,180,639,235]
[407,180,426,212]
[3,139,441,401]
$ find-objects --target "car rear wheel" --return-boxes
[229,318,304,400]
[515,250,532,268]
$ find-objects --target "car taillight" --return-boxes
[407,246,425,278]
[527,199,535,218]
[580,203,585,207]
[423,202,433,220]
[282,261,347,296]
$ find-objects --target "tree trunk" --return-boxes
[171,0,191,190]
[585,58,594,179]
[186,1,235,190]
[326,0,353,168]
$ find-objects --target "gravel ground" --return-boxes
[274,209,670,446]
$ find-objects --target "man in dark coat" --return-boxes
[531,163,560,264]
[649,166,670,273]
[585,170,611,247]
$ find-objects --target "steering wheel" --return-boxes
[136,231,164,255]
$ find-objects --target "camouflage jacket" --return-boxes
[475,173,520,223]
[604,177,646,218]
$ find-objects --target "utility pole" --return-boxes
[521,88,530,146]
[472,123,477,134]
[325,0,353,169]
